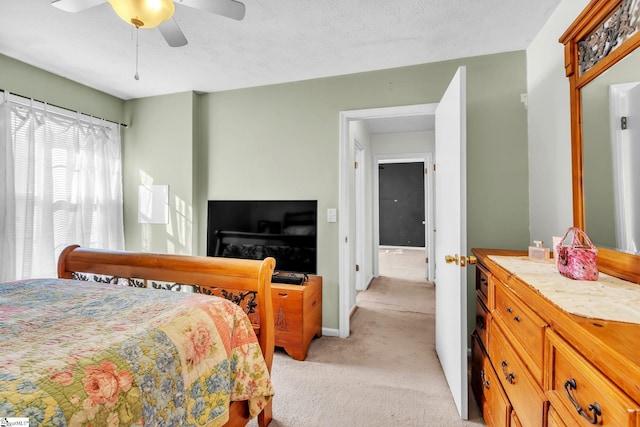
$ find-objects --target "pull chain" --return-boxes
[134,26,140,80]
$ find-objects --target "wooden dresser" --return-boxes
[271,275,322,361]
[471,248,640,427]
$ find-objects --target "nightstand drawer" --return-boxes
[545,330,640,427]
[494,280,547,384]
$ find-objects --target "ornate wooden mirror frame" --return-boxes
[560,0,640,283]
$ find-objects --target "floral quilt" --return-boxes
[0,278,274,426]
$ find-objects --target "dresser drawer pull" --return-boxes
[476,316,486,330]
[506,307,513,314]
[501,360,515,384]
[513,315,521,322]
[564,378,602,425]
[480,369,490,389]
[278,292,289,297]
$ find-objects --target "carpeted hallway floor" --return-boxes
[250,248,485,426]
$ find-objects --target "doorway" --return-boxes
[374,153,433,281]
[338,103,437,338]
[338,67,468,421]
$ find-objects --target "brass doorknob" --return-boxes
[445,254,476,267]
[460,255,477,267]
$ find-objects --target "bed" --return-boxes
[0,245,276,427]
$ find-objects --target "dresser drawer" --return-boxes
[546,405,567,427]
[489,320,546,427]
[493,280,547,384]
[471,332,485,409]
[510,411,522,427]
[545,330,640,427]
[476,264,490,305]
[472,333,511,427]
[475,296,490,348]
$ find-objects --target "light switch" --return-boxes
[327,208,337,223]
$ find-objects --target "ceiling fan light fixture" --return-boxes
[107,0,175,28]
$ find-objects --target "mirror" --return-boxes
[560,0,640,282]
[582,47,640,254]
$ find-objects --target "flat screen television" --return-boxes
[207,200,317,274]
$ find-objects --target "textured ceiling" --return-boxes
[0,0,560,101]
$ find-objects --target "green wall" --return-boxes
[122,91,198,254]
[198,52,531,330]
[0,50,531,332]
[526,0,587,249]
[0,54,124,123]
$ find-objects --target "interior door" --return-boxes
[434,66,468,419]
[378,162,425,247]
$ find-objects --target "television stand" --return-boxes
[271,275,322,361]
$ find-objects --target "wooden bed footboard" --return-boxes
[57,245,276,427]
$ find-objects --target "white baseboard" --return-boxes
[322,327,340,337]
[365,275,374,290]
[349,304,358,318]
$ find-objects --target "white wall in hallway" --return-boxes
[371,130,434,155]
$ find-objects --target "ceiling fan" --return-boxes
[51,0,246,47]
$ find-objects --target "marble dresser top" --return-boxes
[489,255,640,324]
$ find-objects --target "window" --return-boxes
[0,92,124,281]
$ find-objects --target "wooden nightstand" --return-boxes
[271,275,322,361]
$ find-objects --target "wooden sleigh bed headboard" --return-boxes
[57,245,276,427]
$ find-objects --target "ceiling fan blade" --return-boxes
[177,0,246,21]
[158,18,188,47]
[51,0,106,13]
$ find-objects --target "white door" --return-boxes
[434,66,468,419]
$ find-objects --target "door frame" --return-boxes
[374,154,434,280]
[338,103,437,338]
[354,138,366,292]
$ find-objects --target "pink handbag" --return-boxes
[556,227,599,281]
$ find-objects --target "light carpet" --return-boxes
[250,249,484,427]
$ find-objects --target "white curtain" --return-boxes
[0,91,124,281]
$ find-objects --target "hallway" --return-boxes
[378,246,427,282]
